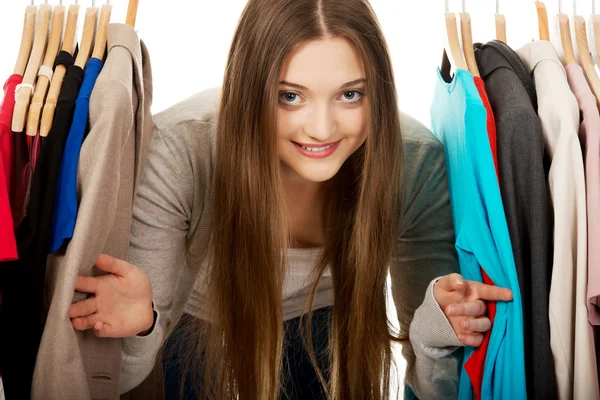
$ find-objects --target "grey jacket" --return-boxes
[31,23,153,400]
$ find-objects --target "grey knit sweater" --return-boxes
[120,87,464,399]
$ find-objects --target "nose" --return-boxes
[304,102,337,142]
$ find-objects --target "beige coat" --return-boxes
[31,23,153,400]
[517,40,599,400]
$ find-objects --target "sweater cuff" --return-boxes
[411,277,463,349]
[122,305,164,356]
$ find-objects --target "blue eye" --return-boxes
[280,92,301,105]
[341,90,364,103]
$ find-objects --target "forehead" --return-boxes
[279,37,366,89]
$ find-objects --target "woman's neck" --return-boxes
[283,177,325,249]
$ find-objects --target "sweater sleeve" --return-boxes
[389,121,464,400]
[120,122,195,394]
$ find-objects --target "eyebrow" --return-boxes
[279,78,367,91]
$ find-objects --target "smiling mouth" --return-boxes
[292,140,341,152]
[291,139,342,158]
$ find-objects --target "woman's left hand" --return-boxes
[433,273,513,347]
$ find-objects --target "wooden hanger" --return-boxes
[459,1,480,77]
[441,0,467,78]
[575,16,600,102]
[557,0,578,65]
[92,3,112,61]
[536,1,551,40]
[13,3,37,77]
[40,2,82,137]
[12,2,52,133]
[495,0,507,43]
[74,5,99,69]
[592,0,600,67]
[126,0,139,27]
[26,2,65,137]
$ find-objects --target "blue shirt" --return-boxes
[49,57,103,253]
[430,68,526,400]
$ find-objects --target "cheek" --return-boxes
[277,109,303,141]
[340,109,369,143]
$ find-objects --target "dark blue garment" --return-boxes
[49,57,103,253]
[162,307,332,400]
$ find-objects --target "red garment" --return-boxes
[474,77,499,180]
[464,269,498,400]
[0,75,21,261]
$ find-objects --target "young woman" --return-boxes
[67,0,512,399]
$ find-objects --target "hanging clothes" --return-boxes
[517,40,599,400]
[430,67,526,400]
[0,50,83,400]
[0,75,20,261]
[473,77,499,179]
[565,64,600,328]
[474,40,556,400]
[462,77,499,400]
[49,57,103,253]
[10,129,31,229]
[32,24,153,400]
[565,60,600,382]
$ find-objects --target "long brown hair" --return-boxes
[198,0,403,398]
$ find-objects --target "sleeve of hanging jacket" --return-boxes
[389,113,464,400]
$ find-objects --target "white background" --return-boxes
[0,0,596,398]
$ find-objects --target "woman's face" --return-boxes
[277,37,369,183]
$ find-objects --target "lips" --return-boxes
[291,139,341,159]
[292,140,340,148]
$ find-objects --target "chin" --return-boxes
[295,165,341,183]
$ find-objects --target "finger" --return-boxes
[95,254,128,277]
[460,317,492,333]
[72,313,103,331]
[93,322,117,338]
[68,297,100,319]
[435,273,467,293]
[458,332,484,347]
[471,282,513,301]
[446,300,486,317]
[74,276,99,294]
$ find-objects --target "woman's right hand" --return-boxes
[68,254,154,338]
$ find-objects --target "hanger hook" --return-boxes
[445,0,449,13]
[462,0,466,12]
[574,0,576,16]
[594,0,596,15]
[496,0,500,14]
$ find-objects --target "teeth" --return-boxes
[300,144,333,152]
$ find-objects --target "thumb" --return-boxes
[435,273,467,294]
[94,254,129,277]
